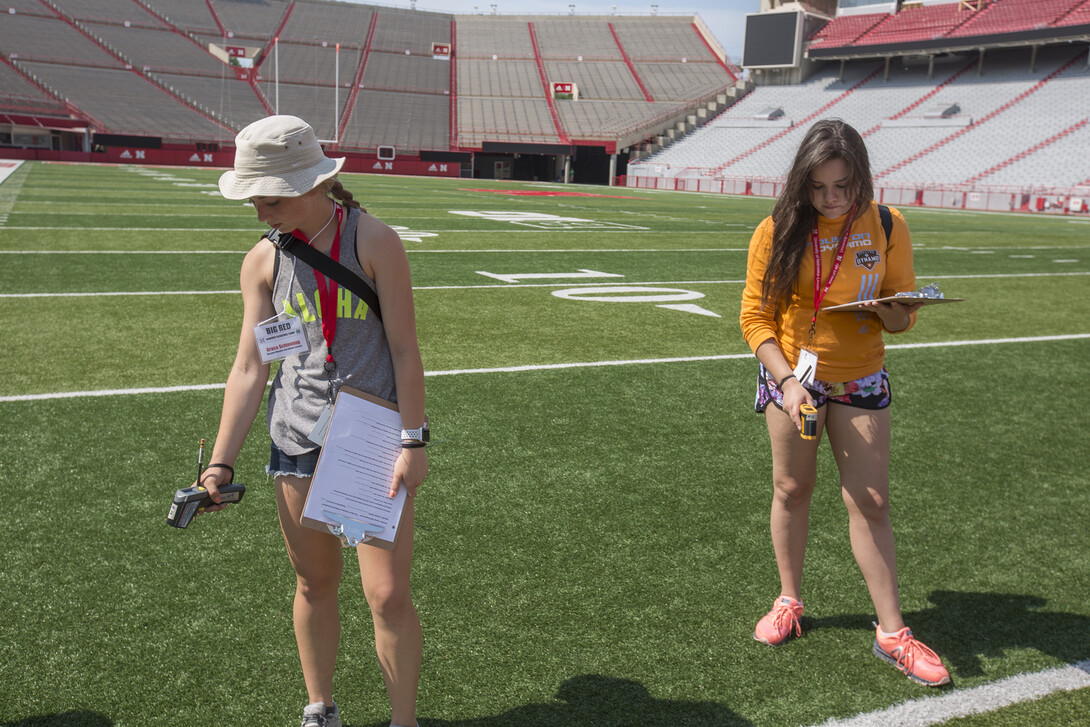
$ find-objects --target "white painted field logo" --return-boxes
[390,225,439,243]
[451,211,648,230]
[477,268,719,317]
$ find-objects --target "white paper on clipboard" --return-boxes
[300,386,405,550]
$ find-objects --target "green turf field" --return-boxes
[1,161,1088,727]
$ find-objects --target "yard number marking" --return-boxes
[476,269,721,317]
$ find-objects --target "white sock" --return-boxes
[879,627,903,639]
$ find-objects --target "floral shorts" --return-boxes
[755,364,891,413]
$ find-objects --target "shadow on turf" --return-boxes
[2,713,112,727]
[351,674,754,727]
[806,589,1090,680]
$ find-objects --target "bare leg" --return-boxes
[358,500,421,727]
[825,405,905,632]
[276,475,345,705]
[765,403,825,599]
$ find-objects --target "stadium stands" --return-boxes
[1,0,729,160]
[853,3,977,47]
[948,0,1084,38]
[631,45,1090,193]
[2,0,1083,202]
[0,61,69,117]
[808,13,887,52]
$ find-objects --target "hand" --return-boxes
[193,466,232,515]
[390,446,428,498]
[862,299,923,332]
[780,378,815,432]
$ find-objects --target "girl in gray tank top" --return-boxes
[202,115,427,727]
[268,204,397,457]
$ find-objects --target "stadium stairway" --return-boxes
[710,64,882,176]
[862,57,978,136]
[963,117,1090,185]
[527,22,570,144]
[874,48,1089,180]
[41,0,236,134]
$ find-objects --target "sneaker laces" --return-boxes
[890,630,940,671]
[302,703,331,727]
[771,601,803,637]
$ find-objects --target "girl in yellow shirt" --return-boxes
[739,119,950,687]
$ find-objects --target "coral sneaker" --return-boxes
[873,626,952,686]
[754,595,804,645]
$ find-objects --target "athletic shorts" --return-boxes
[267,442,320,478]
[754,363,891,413]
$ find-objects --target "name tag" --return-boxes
[254,314,309,363]
[793,348,819,387]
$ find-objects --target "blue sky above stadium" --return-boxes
[346,1,759,63]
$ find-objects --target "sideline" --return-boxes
[807,659,1090,727]
[2,333,1087,403]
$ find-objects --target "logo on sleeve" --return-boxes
[855,250,880,270]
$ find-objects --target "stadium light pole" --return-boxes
[274,36,279,114]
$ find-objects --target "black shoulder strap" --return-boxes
[263,228,383,323]
[878,204,893,244]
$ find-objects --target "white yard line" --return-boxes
[2,333,1087,403]
[806,659,1090,727]
[8,270,1090,298]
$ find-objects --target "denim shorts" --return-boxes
[267,442,321,478]
[755,363,891,413]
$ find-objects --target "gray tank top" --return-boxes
[267,205,396,455]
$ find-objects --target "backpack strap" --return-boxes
[263,227,383,323]
[878,204,893,244]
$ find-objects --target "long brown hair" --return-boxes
[759,119,873,309]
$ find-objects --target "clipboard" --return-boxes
[823,296,964,313]
[300,385,407,550]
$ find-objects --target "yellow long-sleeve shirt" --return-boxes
[739,200,917,383]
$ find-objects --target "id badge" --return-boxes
[793,348,819,387]
[254,314,309,364]
[307,402,334,446]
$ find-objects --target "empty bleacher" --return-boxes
[144,0,220,34]
[949,0,1084,37]
[633,45,1090,191]
[1056,0,1090,27]
[610,17,718,62]
[808,13,887,52]
[205,0,286,37]
[86,23,226,75]
[542,61,645,100]
[0,11,121,66]
[343,89,450,151]
[534,18,622,60]
[456,97,560,147]
[455,18,536,60]
[0,63,69,116]
[854,3,978,46]
[17,61,228,139]
[2,2,732,164]
[57,0,166,25]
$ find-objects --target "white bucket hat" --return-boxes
[218,115,345,200]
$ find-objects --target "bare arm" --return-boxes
[360,215,428,498]
[199,240,275,507]
[755,338,814,432]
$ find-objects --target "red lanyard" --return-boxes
[808,205,855,341]
[292,204,343,370]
